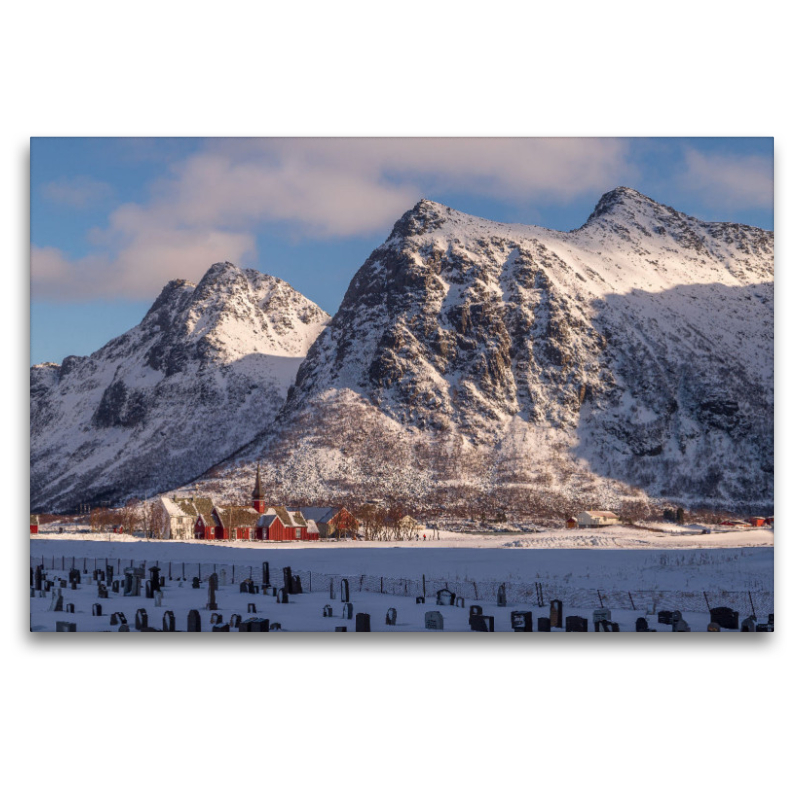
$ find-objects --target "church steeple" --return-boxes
[252,462,266,513]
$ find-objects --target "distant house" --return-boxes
[397,515,423,534]
[296,507,358,538]
[566,517,578,529]
[577,510,619,528]
[748,517,766,527]
[158,497,196,540]
[30,514,39,535]
[213,505,261,540]
[255,507,317,541]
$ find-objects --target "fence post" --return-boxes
[703,591,711,612]
[748,591,756,617]
[628,592,636,611]
[422,574,426,597]
[381,577,383,594]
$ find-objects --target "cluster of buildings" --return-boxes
[157,466,358,542]
[566,511,620,529]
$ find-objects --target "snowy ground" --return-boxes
[29,535,773,633]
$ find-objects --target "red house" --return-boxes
[255,507,317,541]
[30,514,39,534]
[748,517,766,527]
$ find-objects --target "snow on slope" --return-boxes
[218,188,772,509]
[30,263,329,512]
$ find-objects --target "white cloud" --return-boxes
[32,137,636,300]
[41,176,114,208]
[679,148,773,210]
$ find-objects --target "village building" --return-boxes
[157,496,200,539]
[30,514,39,534]
[397,514,423,535]
[296,507,358,538]
[576,510,619,528]
[255,507,317,541]
[748,516,766,527]
[566,517,578,529]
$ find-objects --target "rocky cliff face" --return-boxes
[30,262,329,511]
[243,188,772,508]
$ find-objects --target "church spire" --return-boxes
[252,462,266,513]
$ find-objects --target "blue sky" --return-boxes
[30,137,773,365]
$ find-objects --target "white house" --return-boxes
[577,510,619,528]
[157,496,197,540]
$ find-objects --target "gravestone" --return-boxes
[69,568,81,584]
[340,578,350,603]
[112,580,120,593]
[247,602,257,613]
[537,617,551,632]
[105,565,113,584]
[469,605,483,618]
[145,580,154,599]
[162,611,175,632]
[592,609,611,625]
[424,611,444,630]
[385,608,397,626]
[239,618,269,632]
[230,614,242,629]
[329,580,336,601]
[469,615,494,632]
[335,626,347,632]
[193,577,202,590]
[707,622,721,632]
[262,562,270,586]
[741,615,757,632]
[550,600,563,628]
[415,596,425,604]
[208,572,218,592]
[210,613,222,625]
[187,610,202,632]
[565,616,588,632]
[207,579,218,611]
[219,569,227,587]
[672,619,691,632]
[355,613,371,632]
[496,584,507,607]
[118,624,130,632]
[342,602,354,620]
[269,623,282,631]
[436,589,455,606]
[291,575,302,595]
[709,607,739,630]
[283,567,293,594]
[249,583,258,594]
[154,591,163,607]
[212,624,230,632]
[34,566,43,591]
[657,610,677,626]
[239,581,250,593]
[277,589,288,604]
[322,605,333,618]
[635,617,652,632]
[511,611,533,632]
[110,612,127,625]
[97,584,109,599]
[49,588,63,612]
[56,621,77,632]
[135,609,148,631]
[123,570,140,597]
[65,603,75,613]
[149,566,161,595]
[455,597,465,608]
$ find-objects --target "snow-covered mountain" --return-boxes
[30,262,329,511]
[228,188,772,509]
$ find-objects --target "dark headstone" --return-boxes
[277,589,288,604]
[469,605,483,617]
[415,596,425,604]
[537,617,551,632]
[207,578,217,611]
[69,568,81,584]
[385,608,397,626]
[709,607,739,630]
[97,584,109,599]
[210,613,222,625]
[291,575,302,595]
[469,615,494,632]
[322,605,333,618]
[65,603,75,613]
[436,589,455,606]
[635,617,651,632]
[230,614,242,629]
[283,567,293,594]
[340,578,350,603]
[239,581,249,593]
[658,610,677,626]
[212,624,230,632]
[162,611,175,632]
[496,584,507,607]
[112,580,120,593]
[56,621,77,632]
[247,603,257,613]
[550,600,563,628]
[342,602,354,620]
[741,615,757,632]
[335,626,347,632]
[134,609,148,631]
[187,610,202,632]
[262,562,270,586]
[239,618,269,632]
[511,611,533,632]
[118,624,130,632]
[354,613,371,632]
[145,580,154,599]
[565,616,588,632]
[269,623,282,631]
[424,611,444,630]
[208,572,218,592]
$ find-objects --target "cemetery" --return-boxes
[29,538,774,633]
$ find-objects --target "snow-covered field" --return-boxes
[29,533,774,632]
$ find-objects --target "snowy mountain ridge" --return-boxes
[225,188,773,510]
[30,263,329,511]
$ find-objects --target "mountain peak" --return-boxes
[584,187,669,225]
[387,199,451,242]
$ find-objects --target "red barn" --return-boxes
[566,517,577,529]
[255,507,317,541]
[212,505,260,540]
[30,514,39,534]
[748,517,766,527]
